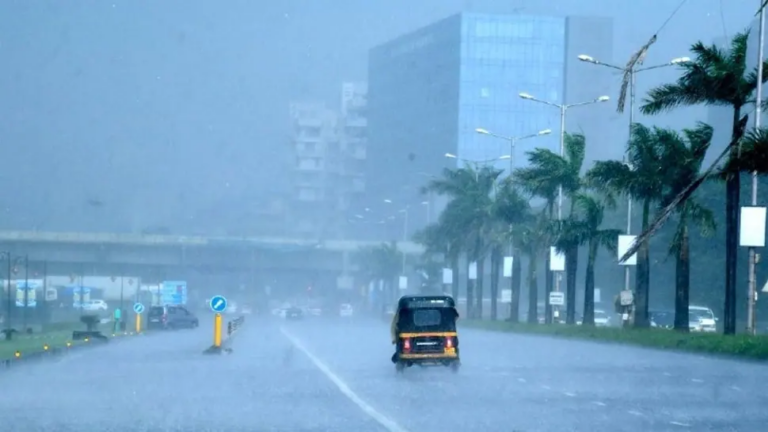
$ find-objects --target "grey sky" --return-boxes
[0,0,759,234]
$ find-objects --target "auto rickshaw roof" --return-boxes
[397,295,455,310]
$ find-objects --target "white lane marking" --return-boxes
[563,392,576,397]
[280,328,410,432]
[517,378,527,383]
[730,385,742,391]
[691,378,704,383]
[663,372,673,376]
[541,385,551,390]
[670,421,691,427]
[627,410,643,417]
[592,401,606,407]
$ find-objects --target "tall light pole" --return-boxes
[518,92,610,301]
[475,128,552,173]
[577,54,690,297]
[748,1,766,336]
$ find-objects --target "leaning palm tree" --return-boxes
[514,133,586,323]
[639,30,768,334]
[586,123,667,327]
[658,123,717,332]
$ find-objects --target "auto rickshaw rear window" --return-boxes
[413,309,442,326]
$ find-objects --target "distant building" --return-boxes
[366,12,615,237]
[287,83,369,239]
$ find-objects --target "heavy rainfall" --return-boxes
[2,0,768,431]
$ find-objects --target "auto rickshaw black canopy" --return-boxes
[397,295,455,311]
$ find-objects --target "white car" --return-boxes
[80,299,108,311]
[689,305,717,332]
[339,304,353,317]
[594,309,612,327]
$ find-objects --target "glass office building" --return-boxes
[367,12,613,232]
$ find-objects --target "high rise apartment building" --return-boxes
[288,83,368,238]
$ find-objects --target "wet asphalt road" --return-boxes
[0,315,767,432]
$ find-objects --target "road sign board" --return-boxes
[209,295,228,313]
[133,303,145,314]
[549,291,565,306]
[619,290,634,306]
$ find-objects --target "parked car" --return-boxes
[689,305,718,333]
[339,303,353,317]
[650,310,675,329]
[594,309,612,327]
[285,306,303,321]
[147,305,199,330]
[79,299,108,312]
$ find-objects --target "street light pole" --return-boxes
[748,1,765,335]
[475,128,552,174]
[518,92,610,300]
[577,54,690,297]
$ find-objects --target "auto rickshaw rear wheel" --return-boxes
[395,361,405,373]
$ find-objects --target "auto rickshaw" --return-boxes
[390,295,460,373]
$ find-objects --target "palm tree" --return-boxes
[515,212,548,324]
[586,123,667,327]
[354,242,402,308]
[514,133,586,323]
[639,30,768,334]
[492,179,532,322]
[658,123,717,332]
[412,223,461,300]
[571,194,621,326]
[423,165,504,318]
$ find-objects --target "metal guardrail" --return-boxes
[227,316,245,337]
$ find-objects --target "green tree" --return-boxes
[658,123,717,332]
[586,123,667,327]
[423,165,504,318]
[514,133,586,324]
[412,223,461,300]
[571,194,620,326]
[639,30,767,334]
[354,242,402,306]
[492,180,532,322]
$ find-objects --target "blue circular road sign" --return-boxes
[133,302,145,314]
[209,295,228,313]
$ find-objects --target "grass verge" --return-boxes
[0,322,136,360]
[463,320,768,360]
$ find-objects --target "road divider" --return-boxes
[0,323,144,369]
[203,315,245,355]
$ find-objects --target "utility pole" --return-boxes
[748,0,765,336]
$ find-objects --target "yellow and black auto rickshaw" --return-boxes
[390,295,460,373]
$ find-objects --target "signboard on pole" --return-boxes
[549,291,565,306]
[398,276,408,290]
[549,247,565,272]
[740,206,767,247]
[161,281,187,305]
[468,262,477,280]
[618,235,638,265]
[503,257,513,277]
[442,268,453,284]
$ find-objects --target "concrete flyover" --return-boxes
[0,230,425,273]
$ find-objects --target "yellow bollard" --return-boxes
[213,313,222,348]
[135,313,142,334]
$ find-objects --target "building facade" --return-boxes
[366,12,614,237]
[288,83,369,239]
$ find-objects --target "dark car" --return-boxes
[285,307,303,321]
[147,305,199,330]
[650,310,674,329]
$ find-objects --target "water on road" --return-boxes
[0,316,766,432]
